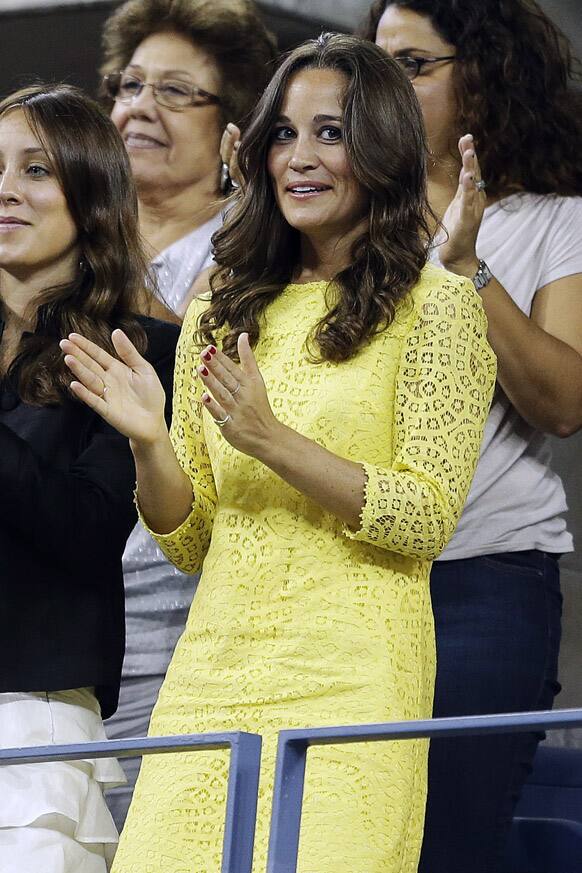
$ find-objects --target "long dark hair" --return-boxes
[0,85,148,405]
[199,32,432,363]
[361,0,582,197]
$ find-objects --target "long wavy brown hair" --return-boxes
[0,85,148,406]
[199,32,432,363]
[360,0,582,198]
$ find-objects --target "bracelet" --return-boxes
[472,259,493,292]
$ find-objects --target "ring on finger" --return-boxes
[231,382,241,396]
[474,179,487,192]
[214,413,231,428]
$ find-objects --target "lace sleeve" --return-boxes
[142,298,218,573]
[344,277,496,560]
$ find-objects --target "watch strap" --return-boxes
[472,259,493,292]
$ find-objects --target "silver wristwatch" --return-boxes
[472,259,493,292]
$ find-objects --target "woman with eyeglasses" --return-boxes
[98,0,277,829]
[362,1,582,871]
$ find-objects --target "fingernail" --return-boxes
[200,366,209,377]
[202,352,212,361]
[209,345,217,355]
[202,393,211,403]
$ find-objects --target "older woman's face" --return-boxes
[375,5,457,161]
[267,68,368,243]
[111,30,223,197]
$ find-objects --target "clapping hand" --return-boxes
[220,122,243,191]
[439,134,487,277]
[198,333,280,458]
[60,330,167,445]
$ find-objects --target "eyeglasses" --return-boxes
[393,55,456,81]
[103,72,221,110]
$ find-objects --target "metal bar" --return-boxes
[0,731,250,765]
[0,730,262,873]
[266,737,308,873]
[276,707,582,747]
[266,708,582,873]
[222,732,263,873]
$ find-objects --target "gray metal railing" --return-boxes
[0,730,262,873]
[265,708,582,873]
[2,708,582,873]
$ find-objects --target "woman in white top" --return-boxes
[364,0,582,871]
[99,0,277,828]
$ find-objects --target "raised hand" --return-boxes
[60,330,167,445]
[438,133,487,277]
[198,333,280,458]
[220,122,243,191]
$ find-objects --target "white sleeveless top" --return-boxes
[431,194,582,560]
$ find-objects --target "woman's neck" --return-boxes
[0,255,77,329]
[0,275,38,374]
[137,178,223,258]
[427,154,460,222]
[295,221,367,283]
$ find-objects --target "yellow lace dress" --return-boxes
[112,264,496,873]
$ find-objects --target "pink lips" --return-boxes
[0,217,29,228]
[124,132,167,149]
[285,181,332,200]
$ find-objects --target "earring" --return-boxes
[220,161,231,194]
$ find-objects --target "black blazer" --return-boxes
[0,316,180,718]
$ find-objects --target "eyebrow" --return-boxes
[276,114,342,123]
[23,147,47,155]
[392,47,434,55]
[127,63,194,78]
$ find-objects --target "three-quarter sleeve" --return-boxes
[344,277,496,560]
[143,299,218,574]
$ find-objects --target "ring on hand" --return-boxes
[474,179,487,192]
[101,384,108,399]
[231,382,241,397]
[214,414,231,428]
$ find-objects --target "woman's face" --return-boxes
[267,67,369,244]
[375,5,458,160]
[111,30,223,198]
[0,109,78,280]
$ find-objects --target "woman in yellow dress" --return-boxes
[62,33,496,873]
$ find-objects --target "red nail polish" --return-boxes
[209,346,217,355]
[202,393,211,403]
[202,352,212,361]
[200,366,209,376]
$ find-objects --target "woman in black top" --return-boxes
[0,84,179,871]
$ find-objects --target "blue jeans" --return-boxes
[419,550,562,873]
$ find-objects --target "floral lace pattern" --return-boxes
[118,265,496,873]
